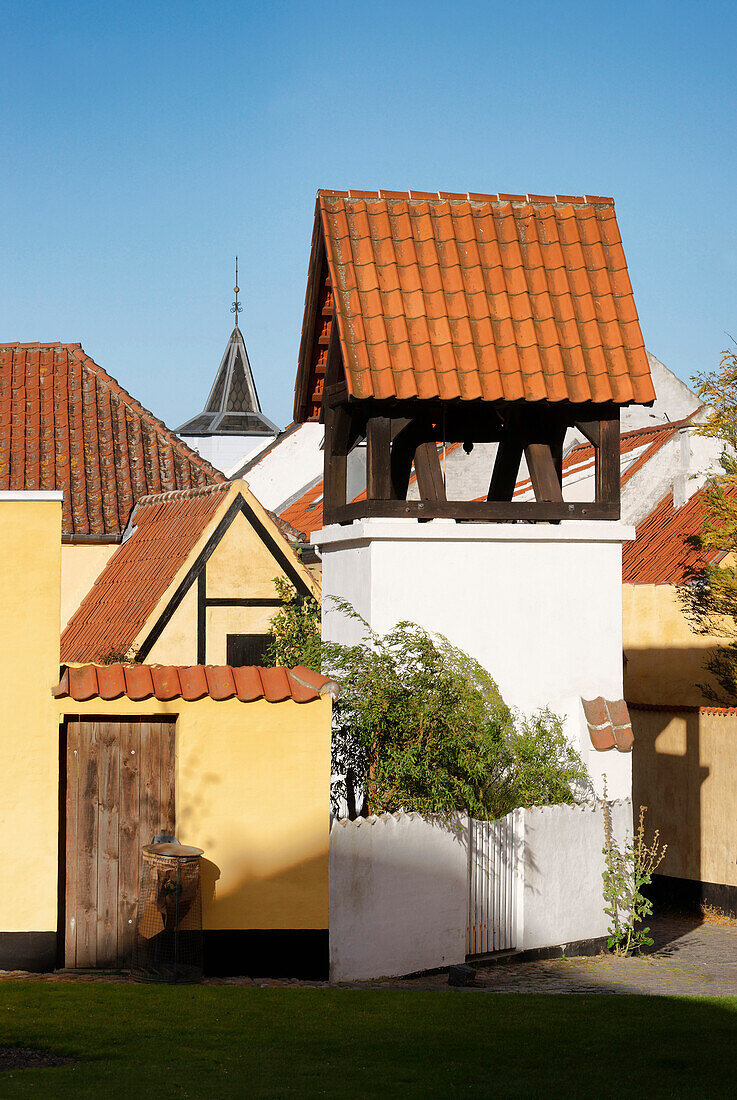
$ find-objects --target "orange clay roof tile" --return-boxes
[54,664,337,704]
[60,482,232,662]
[295,191,654,419]
[0,343,224,536]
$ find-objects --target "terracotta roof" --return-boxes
[54,663,337,704]
[295,190,655,419]
[280,479,324,536]
[581,697,634,752]
[0,342,225,537]
[622,485,734,584]
[61,482,231,662]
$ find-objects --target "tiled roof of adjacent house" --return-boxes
[0,343,225,537]
[60,482,231,662]
[54,663,338,704]
[295,190,655,419]
[622,485,734,584]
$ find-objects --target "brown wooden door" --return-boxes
[64,718,176,968]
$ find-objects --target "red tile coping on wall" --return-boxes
[54,664,339,704]
[295,190,655,421]
[628,702,737,716]
[581,697,634,752]
[0,342,225,537]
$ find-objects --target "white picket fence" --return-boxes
[329,800,632,982]
[467,812,519,956]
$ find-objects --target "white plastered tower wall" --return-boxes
[315,518,634,801]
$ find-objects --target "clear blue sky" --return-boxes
[2,0,735,430]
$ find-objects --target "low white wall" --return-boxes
[519,799,632,952]
[329,800,633,980]
[329,812,468,982]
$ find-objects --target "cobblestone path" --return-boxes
[2,914,737,995]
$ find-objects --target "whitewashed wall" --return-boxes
[317,518,633,800]
[518,799,632,952]
[329,812,468,981]
[329,799,633,981]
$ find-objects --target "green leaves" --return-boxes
[680,349,737,701]
[602,798,667,956]
[321,601,589,820]
[264,577,322,672]
[266,589,590,820]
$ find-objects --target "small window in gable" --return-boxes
[227,633,273,667]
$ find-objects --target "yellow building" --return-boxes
[0,343,332,977]
[61,479,317,666]
[622,487,731,707]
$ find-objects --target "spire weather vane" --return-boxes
[231,257,242,325]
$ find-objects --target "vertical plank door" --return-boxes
[64,718,176,969]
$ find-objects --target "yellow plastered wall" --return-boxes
[142,501,318,666]
[632,706,737,887]
[60,543,116,630]
[0,498,61,931]
[623,583,728,706]
[145,584,198,666]
[56,694,331,929]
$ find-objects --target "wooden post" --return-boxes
[366,416,393,500]
[525,442,563,503]
[596,414,620,514]
[414,441,447,501]
[487,437,524,501]
[323,403,353,524]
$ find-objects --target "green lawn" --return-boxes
[0,983,736,1098]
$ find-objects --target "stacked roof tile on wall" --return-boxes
[0,343,225,537]
[296,189,656,420]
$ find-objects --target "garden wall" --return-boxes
[329,812,468,982]
[329,799,633,981]
[518,800,632,952]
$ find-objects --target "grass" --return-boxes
[1,983,737,1097]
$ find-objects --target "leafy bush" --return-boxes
[264,577,322,671]
[322,601,589,820]
[266,588,589,820]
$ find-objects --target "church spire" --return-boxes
[176,263,279,440]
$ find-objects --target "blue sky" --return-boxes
[2,0,735,430]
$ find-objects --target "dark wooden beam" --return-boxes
[414,441,447,501]
[390,423,416,499]
[333,498,620,523]
[574,420,601,448]
[323,402,353,525]
[596,414,620,514]
[487,438,524,501]
[525,442,563,503]
[366,416,393,500]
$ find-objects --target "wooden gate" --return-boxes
[467,812,519,956]
[64,718,176,969]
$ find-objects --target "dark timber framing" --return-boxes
[322,388,621,525]
[137,493,312,662]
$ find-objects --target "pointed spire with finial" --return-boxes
[176,259,279,441]
[231,256,242,328]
